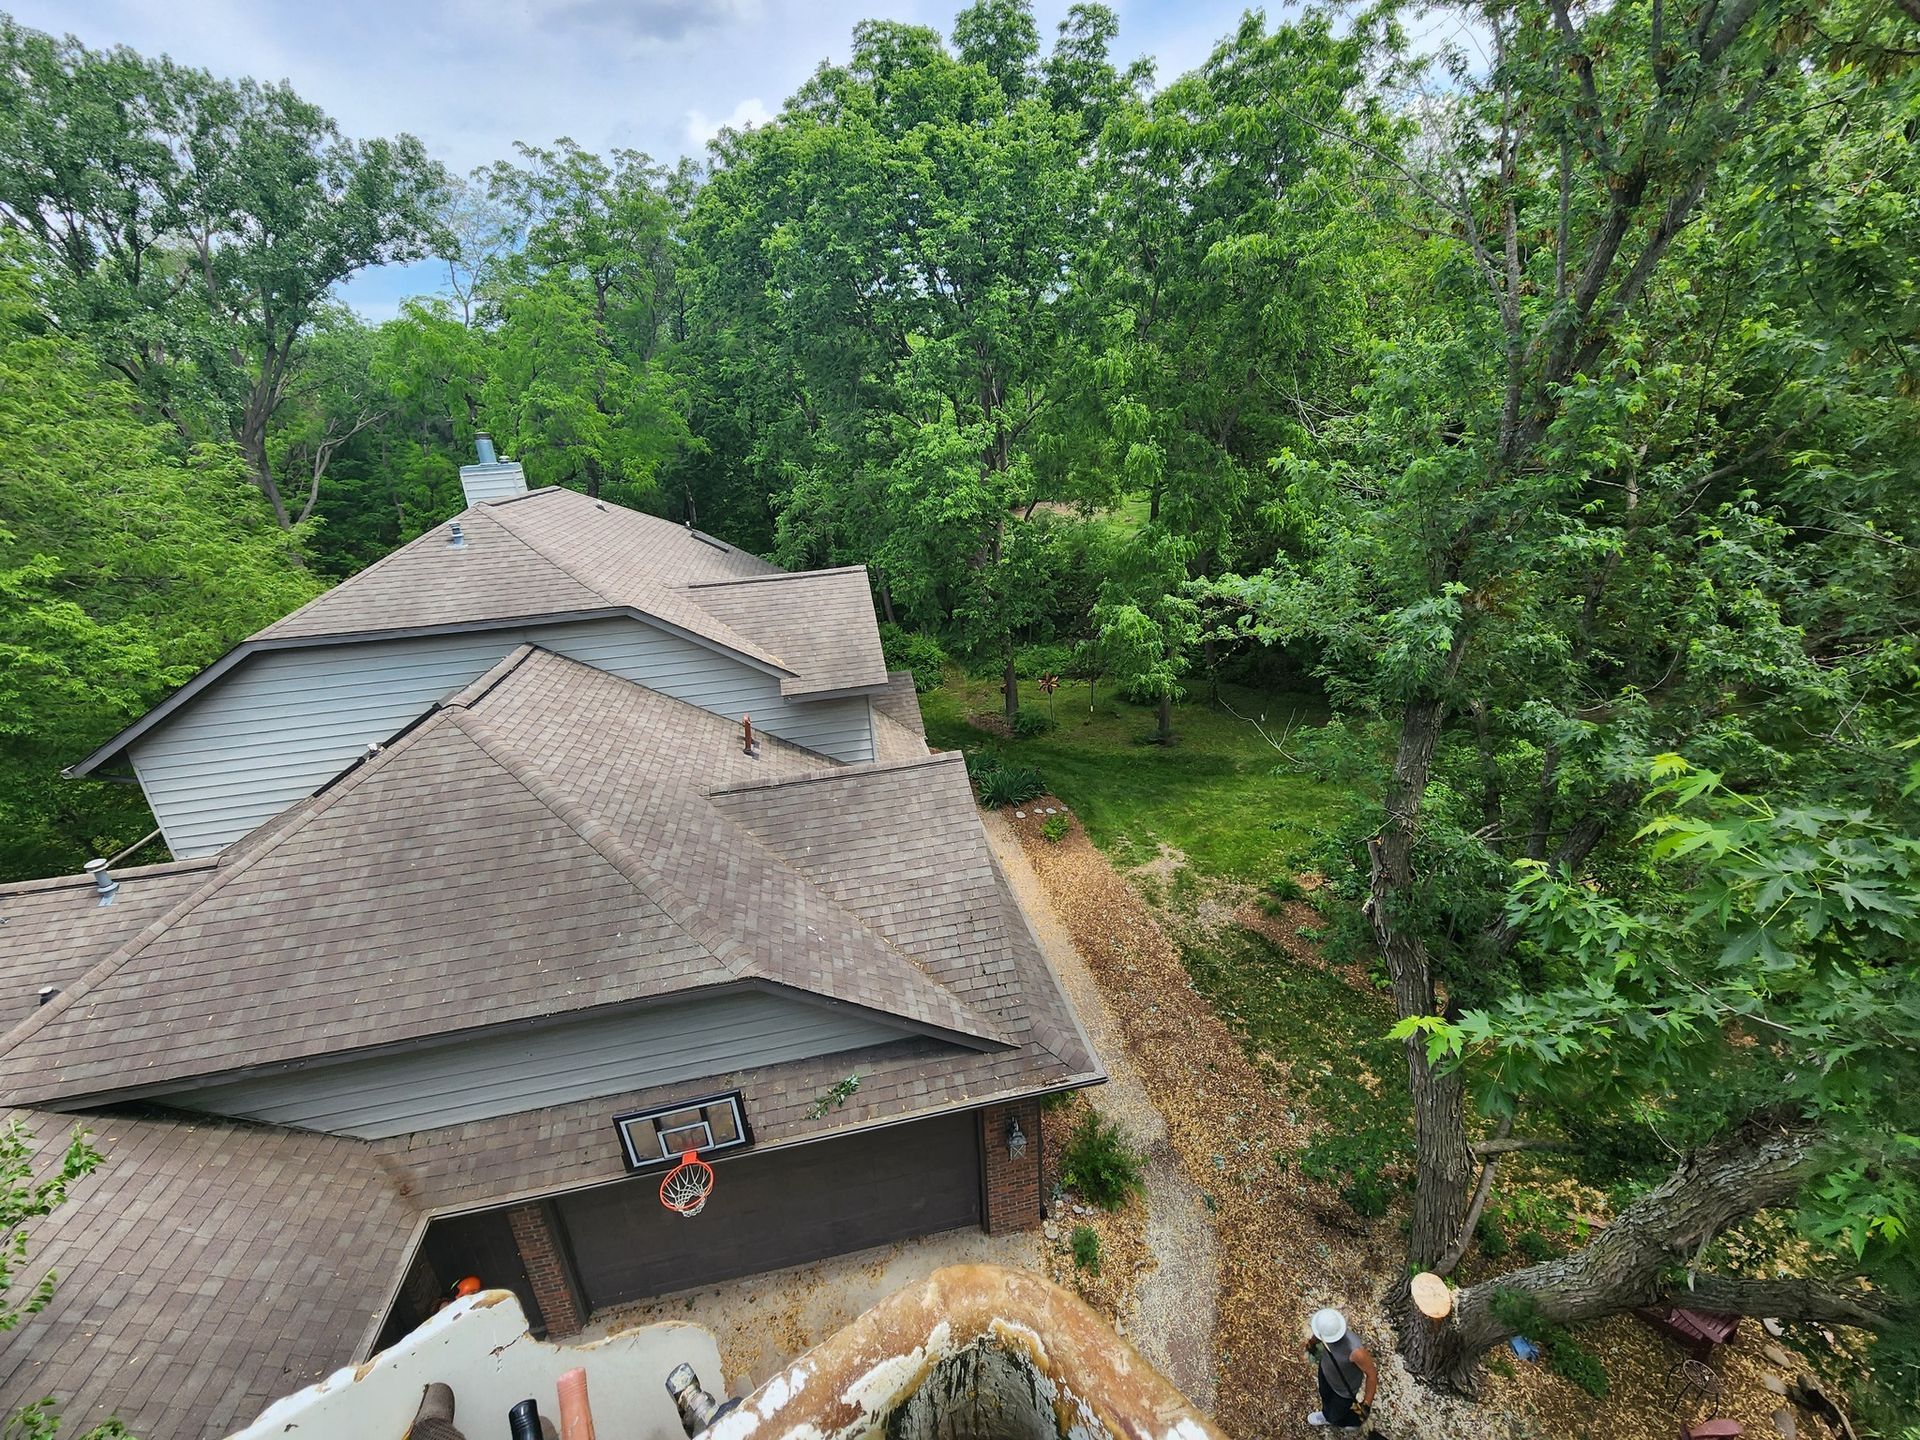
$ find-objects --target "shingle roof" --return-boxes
[0,650,1010,1106]
[0,1107,416,1440]
[690,567,889,697]
[0,860,213,1033]
[70,489,889,776]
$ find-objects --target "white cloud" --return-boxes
[683,96,775,153]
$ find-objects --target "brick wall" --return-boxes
[980,1098,1044,1234]
[508,1201,585,1337]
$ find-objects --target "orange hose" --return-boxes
[556,1367,594,1440]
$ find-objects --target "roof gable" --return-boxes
[2,650,1006,1106]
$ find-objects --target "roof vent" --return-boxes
[83,857,117,906]
[475,433,498,465]
[37,985,57,1007]
[448,521,466,549]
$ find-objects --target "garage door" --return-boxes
[557,1113,982,1311]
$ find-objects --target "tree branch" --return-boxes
[1671,1273,1914,1333]
[1469,1136,1571,1158]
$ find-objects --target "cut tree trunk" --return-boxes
[1415,1121,1868,1391]
[1363,660,1475,1378]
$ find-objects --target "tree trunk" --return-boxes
[1415,1122,1871,1390]
[877,573,898,627]
[1157,692,1172,743]
[241,416,290,529]
[1004,649,1019,724]
[1362,644,1474,1374]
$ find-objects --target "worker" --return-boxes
[1303,1307,1378,1429]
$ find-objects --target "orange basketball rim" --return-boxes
[660,1149,715,1217]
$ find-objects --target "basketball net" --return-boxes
[660,1150,715,1218]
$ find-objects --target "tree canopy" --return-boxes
[0,0,1916,1422]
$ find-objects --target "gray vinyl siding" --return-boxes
[129,616,875,856]
[160,991,906,1140]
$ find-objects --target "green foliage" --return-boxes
[1069,1224,1101,1274]
[924,676,1341,880]
[1475,1214,1510,1260]
[967,751,1047,808]
[1061,1113,1144,1211]
[1488,1290,1610,1399]
[1513,1231,1557,1263]
[1039,1089,1077,1115]
[1339,1169,1394,1221]
[879,625,949,693]
[1011,708,1056,738]
[1041,814,1071,843]
[1266,875,1305,903]
[806,1074,862,1120]
[0,240,317,880]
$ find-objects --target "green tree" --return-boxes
[478,140,690,505]
[1220,0,1920,1381]
[0,239,314,879]
[1094,530,1200,742]
[684,3,1125,715]
[0,18,447,529]
[1403,759,1920,1394]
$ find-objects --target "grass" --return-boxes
[1183,926,1412,1197]
[923,673,1348,880]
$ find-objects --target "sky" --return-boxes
[10,0,1295,321]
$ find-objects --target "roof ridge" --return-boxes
[686,564,869,590]
[255,506,583,641]
[484,496,795,676]
[448,698,1008,1047]
[442,708,755,979]
[442,643,539,710]
[0,711,455,1070]
[0,855,218,900]
[705,750,962,798]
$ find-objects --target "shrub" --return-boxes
[1489,1289,1610,1399]
[878,624,948,693]
[1070,1224,1101,1274]
[1514,1229,1558,1262]
[1015,643,1074,680]
[1011,707,1055,738]
[1062,1113,1145,1210]
[973,757,1047,808]
[1340,1168,1393,1220]
[1040,1089,1077,1114]
[1041,814,1071,843]
[1266,874,1305,903]
[1476,1214,1511,1259]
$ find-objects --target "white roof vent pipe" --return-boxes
[83,858,117,906]
[448,521,466,549]
[458,433,528,506]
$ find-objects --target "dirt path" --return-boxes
[983,811,1221,1411]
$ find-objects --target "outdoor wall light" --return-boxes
[1006,1114,1028,1160]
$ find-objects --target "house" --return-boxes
[0,462,1102,1439]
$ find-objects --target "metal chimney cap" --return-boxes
[448,520,467,548]
[474,433,498,465]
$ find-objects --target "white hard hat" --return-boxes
[1311,1308,1348,1344]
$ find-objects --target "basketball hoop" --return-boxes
[660,1150,715,1218]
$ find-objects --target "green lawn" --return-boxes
[922,672,1352,881]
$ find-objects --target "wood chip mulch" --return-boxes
[1001,803,1840,1440]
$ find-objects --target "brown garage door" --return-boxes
[557,1113,982,1311]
